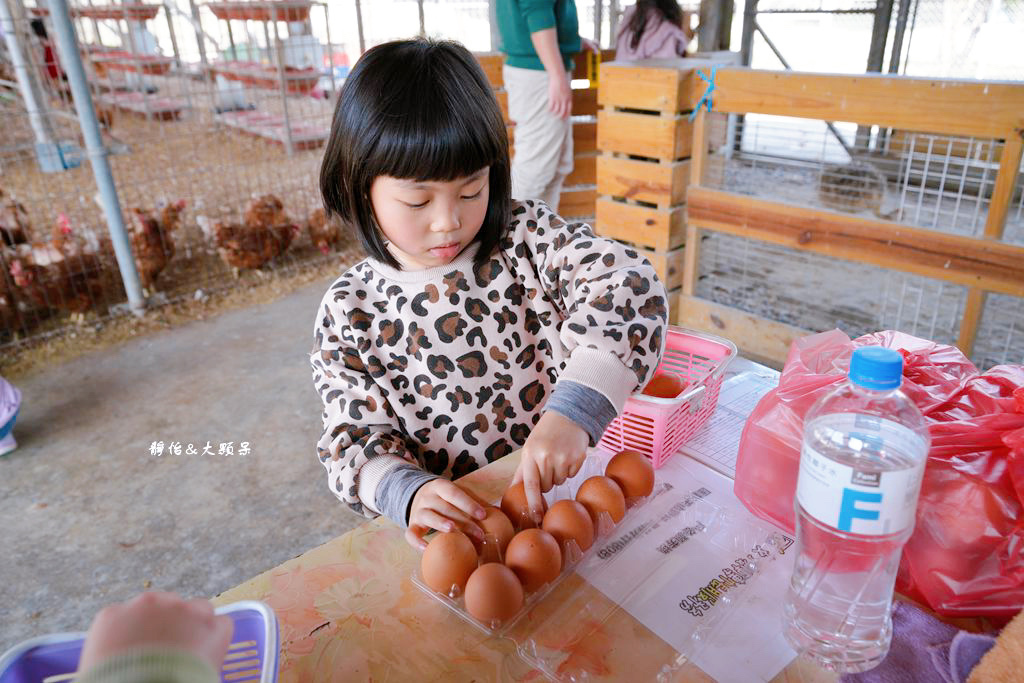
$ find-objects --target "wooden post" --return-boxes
[682,106,708,297]
[956,132,1024,356]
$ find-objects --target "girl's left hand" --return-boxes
[512,411,589,525]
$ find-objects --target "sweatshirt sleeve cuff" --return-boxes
[356,454,415,515]
[377,465,440,528]
[557,346,639,414]
[546,381,618,446]
[77,648,219,683]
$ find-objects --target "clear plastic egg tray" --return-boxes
[412,452,793,681]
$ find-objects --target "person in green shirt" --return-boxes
[496,1,596,209]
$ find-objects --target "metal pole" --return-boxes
[48,0,145,314]
[866,0,894,73]
[717,0,733,51]
[123,16,153,119]
[187,0,208,68]
[593,0,603,46]
[226,18,238,60]
[163,1,181,67]
[608,0,619,44]
[354,0,365,54]
[899,0,921,75]
[878,0,913,150]
[270,13,294,155]
[488,0,499,52]
[322,2,335,96]
[417,0,425,37]
[887,0,912,74]
[857,0,894,148]
[739,0,758,66]
[0,0,55,145]
[734,0,759,155]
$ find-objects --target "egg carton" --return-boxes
[412,453,681,638]
[412,451,793,682]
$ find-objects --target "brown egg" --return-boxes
[605,449,655,499]
[500,481,547,530]
[642,373,687,398]
[504,528,562,592]
[420,530,478,596]
[464,562,524,624]
[475,506,515,559]
[542,499,595,552]
[576,476,626,525]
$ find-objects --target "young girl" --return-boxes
[312,39,667,549]
[614,1,693,61]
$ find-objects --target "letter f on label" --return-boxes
[837,488,882,532]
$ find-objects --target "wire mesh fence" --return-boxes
[1,0,352,350]
[698,114,1024,367]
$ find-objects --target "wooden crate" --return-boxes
[595,60,727,306]
[475,52,504,89]
[595,198,686,252]
[596,110,692,160]
[495,89,508,123]
[558,186,597,219]
[597,155,689,207]
[566,154,596,186]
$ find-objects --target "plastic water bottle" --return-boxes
[783,347,929,673]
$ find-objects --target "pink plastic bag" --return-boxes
[734,329,1024,618]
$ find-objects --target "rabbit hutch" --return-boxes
[594,57,1024,369]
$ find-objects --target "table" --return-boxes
[214,446,833,682]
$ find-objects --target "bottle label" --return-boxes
[796,417,926,536]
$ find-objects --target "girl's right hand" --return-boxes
[406,479,487,550]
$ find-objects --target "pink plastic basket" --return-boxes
[598,326,737,468]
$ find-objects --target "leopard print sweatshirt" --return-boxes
[311,200,668,521]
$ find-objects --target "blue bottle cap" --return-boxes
[849,347,903,390]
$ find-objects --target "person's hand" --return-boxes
[581,37,600,54]
[78,592,233,674]
[513,411,589,524]
[407,479,487,550]
[548,73,573,119]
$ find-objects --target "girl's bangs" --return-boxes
[369,75,504,183]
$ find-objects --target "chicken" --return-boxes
[200,195,299,276]
[7,243,106,323]
[126,202,184,294]
[306,208,342,255]
[158,199,187,234]
[0,189,31,248]
[50,212,104,260]
[243,194,289,231]
[211,220,299,275]
[0,249,24,335]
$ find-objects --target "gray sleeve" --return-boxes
[545,380,618,446]
[377,464,441,527]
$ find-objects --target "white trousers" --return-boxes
[504,64,574,209]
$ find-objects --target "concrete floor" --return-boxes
[0,276,363,652]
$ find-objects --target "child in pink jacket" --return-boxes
[614,1,692,60]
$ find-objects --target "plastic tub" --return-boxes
[0,601,278,683]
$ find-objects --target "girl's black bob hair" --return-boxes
[320,39,511,268]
